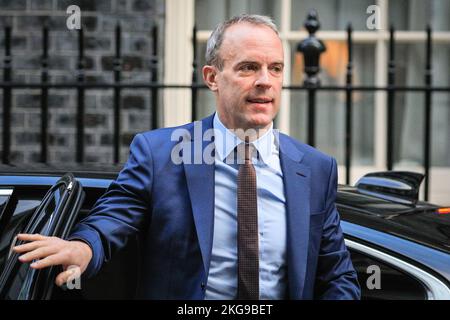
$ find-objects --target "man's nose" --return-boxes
[254,68,271,89]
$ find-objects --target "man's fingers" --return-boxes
[16,233,48,242]
[20,247,58,264]
[29,253,65,269]
[13,240,46,253]
[55,267,81,287]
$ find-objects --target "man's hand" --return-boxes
[13,234,93,287]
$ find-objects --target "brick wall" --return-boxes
[0,0,164,164]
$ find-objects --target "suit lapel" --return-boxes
[183,114,215,275]
[279,134,311,299]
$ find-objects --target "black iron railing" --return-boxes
[1,11,449,201]
[293,10,448,201]
[1,23,162,166]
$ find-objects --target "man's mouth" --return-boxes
[246,97,273,104]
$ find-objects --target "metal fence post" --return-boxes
[297,10,326,147]
[113,24,122,164]
[345,24,353,185]
[151,25,159,130]
[76,28,85,163]
[191,25,198,122]
[386,25,396,171]
[40,23,49,163]
[424,25,433,201]
[2,26,12,164]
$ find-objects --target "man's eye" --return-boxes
[271,65,283,73]
[240,64,257,72]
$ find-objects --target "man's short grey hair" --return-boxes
[205,14,279,69]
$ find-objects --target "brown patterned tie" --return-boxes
[237,141,259,300]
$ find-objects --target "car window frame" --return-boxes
[0,189,17,237]
[345,238,450,300]
[0,173,85,300]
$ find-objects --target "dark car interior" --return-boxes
[348,249,427,300]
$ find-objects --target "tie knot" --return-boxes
[236,142,256,164]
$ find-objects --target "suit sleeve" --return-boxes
[68,133,153,278]
[314,158,361,300]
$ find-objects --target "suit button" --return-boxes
[201,282,206,290]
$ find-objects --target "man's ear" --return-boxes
[202,65,218,91]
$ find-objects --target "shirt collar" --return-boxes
[213,112,275,165]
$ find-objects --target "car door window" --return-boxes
[0,194,12,216]
[349,249,428,300]
[0,199,42,273]
[0,174,84,300]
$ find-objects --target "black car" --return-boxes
[0,164,449,300]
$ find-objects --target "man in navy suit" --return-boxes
[14,14,360,299]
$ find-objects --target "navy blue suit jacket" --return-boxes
[70,114,361,299]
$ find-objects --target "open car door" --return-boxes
[0,173,84,300]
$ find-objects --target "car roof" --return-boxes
[0,163,122,180]
[337,185,450,255]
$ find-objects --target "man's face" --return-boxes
[203,23,284,132]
